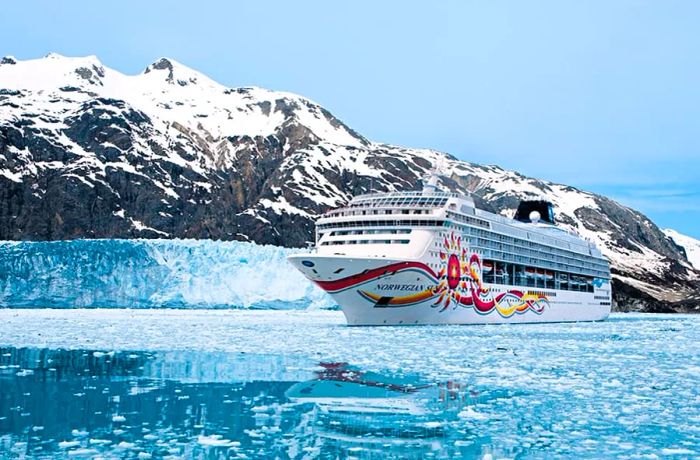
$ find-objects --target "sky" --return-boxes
[2,0,699,238]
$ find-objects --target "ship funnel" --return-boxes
[515,200,555,224]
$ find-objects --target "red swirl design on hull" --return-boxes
[313,261,438,293]
[310,233,548,318]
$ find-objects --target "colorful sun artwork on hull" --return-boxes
[429,232,548,316]
[432,232,469,311]
[317,232,550,318]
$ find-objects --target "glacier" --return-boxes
[0,239,334,309]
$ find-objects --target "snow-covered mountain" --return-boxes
[1,53,698,312]
[664,229,700,270]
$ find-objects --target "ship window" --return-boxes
[482,260,495,284]
[501,265,605,292]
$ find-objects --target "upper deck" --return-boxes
[320,190,469,219]
[318,190,597,253]
[313,187,610,279]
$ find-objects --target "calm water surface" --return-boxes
[0,312,698,458]
[0,348,488,459]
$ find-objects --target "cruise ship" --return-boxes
[288,175,612,325]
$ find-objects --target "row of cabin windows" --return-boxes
[430,232,606,280]
[320,239,411,246]
[448,221,595,258]
[318,220,444,230]
[481,260,597,292]
[475,246,608,278]
[447,220,595,260]
[326,208,432,217]
[443,224,608,274]
[485,252,605,278]
[424,256,599,293]
[446,212,491,229]
[349,197,448,208]
[330,229,412,236]
[472,235,607,269]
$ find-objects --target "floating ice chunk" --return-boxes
[58,441,80,449]
[458,407,490,421]
[197,434,239,447]
[68,448,98,456]
[660,448,694,455]
[89,439,112,445]
[92,351,115,358]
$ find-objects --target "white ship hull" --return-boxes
[288,185,612,326]
[288,254,611,326]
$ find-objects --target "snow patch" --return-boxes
[664,229,700,270]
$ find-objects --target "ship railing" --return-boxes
[321,203,449,218]
[351,190,462,201]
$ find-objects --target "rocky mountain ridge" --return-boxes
[1,53,698,312]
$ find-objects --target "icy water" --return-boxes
[0,310,698,459]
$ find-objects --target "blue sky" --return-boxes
[2,1,699,238]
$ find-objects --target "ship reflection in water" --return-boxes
[0,347,499,458]
[285,362,471,449]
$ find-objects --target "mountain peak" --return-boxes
[142,57,203,87]
[42,52,101,64]
[0,53,105,90]
[144,57,174,74]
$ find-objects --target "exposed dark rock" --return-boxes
[144,58,175,82]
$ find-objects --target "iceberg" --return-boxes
[0,239,334,309]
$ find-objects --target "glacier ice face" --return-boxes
[0,239,333,309]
